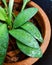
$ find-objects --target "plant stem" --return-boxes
[21,2,27,11]
[21,0,30,11]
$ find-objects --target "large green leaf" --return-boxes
[8,0,14,22]
[21,0,30,11]
[0,7,7,21]
[21,22,43,42]
[9,29,39,48]
[17,41,42,58]
[13,8,38,28]
[0,24,9,65]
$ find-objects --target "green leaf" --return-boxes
[0,7,7,21]
[2,0,7,7]
[17,41,42,58]
[13,8,38,28]
[8,0,14,22]
[0,22,3,26]
[2,0,7,12]
[0,7,11,26]
[0,24,9,65]
[21,22,43,42]
[21,0,30,11]
[9,29,39,48]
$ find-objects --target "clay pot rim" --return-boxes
[4,1,51,65]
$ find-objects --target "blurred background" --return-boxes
[32,0,52,65]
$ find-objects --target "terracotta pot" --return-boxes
[3,0,51,65]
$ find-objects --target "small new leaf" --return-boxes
[0,24,9,65]
[8,0,14,22]
[13,8,38,28]
[2,0,7,7]
[0,7,7,21]
[21,0,30,11]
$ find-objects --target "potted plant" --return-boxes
[0,0,51,65]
